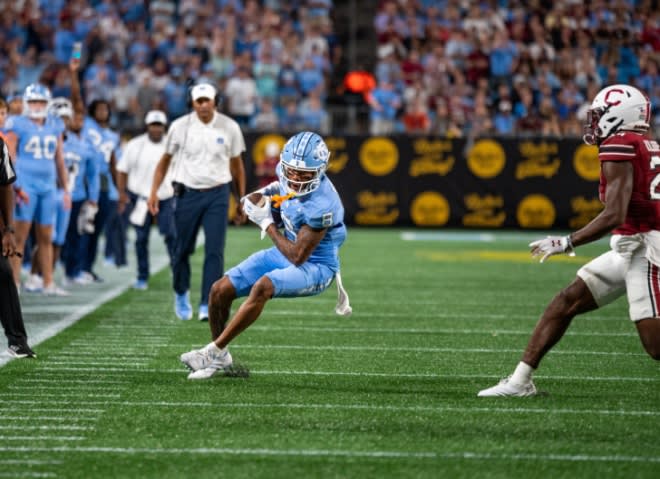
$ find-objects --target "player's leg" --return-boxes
[521,277,599,368]
[181,248,289,374]
[479,250,626,397]
[627,254,660,360]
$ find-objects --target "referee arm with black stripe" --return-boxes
[0,135,36,358]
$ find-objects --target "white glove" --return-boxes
[242,195,274,238]
[529,235,576,263]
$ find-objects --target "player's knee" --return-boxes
[210,276,234,304]
[251,276,274,301]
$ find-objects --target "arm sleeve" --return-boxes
[229,120,246,158]
[165,119,182,156]
[0,137,17,185]
[86,150,101,202]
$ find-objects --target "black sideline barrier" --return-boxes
[242,134,603,229]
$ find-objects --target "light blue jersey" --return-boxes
[63,130,101,203]
[5,114,64,193]
[83,117,120,200]
[278,174,346,271]
[227,173,346,298]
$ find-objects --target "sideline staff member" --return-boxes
[117,110,175,291]
[0,135,36,358]
[148,83,247,321]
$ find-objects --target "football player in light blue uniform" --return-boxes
[180,131,352,380]
[4,84,70,294]
[48,98,101,282]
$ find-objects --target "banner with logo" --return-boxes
[244,134,602,229]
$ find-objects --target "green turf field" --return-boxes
[1,228,658,478]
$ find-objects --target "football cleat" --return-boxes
[42,284,71,297]
[198,304,209,321]
[187,350,233,380]
[7,344,37,359]
[174,292,192,320]
[180,348,214,372]
[24,274,44,293]
[477,376,537,397]
[132,279,148,291]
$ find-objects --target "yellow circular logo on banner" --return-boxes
[517,194,556,228]
[573,144,600,181]
[359,138,398,176]
[410,191,450,226]
[252,134,287,165]
[467,139,506,178]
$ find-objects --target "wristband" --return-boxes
[2,225,15,235]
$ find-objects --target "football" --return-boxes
[246,192,266,207]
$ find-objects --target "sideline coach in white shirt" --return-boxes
[117,110,175,291]
[148,83,247,321]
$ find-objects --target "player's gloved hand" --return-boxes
[242,196,274,238]
[529,235,576,263]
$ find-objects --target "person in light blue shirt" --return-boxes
[70,56,123,280]
[47,98,100,282]
[3,83,70,294]
[180,131,351,380]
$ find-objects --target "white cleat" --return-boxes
[24,274,44,292]
[477,376,537,397]
[42,284,71,297]
[187,350,233,380]
[180,348,213,372]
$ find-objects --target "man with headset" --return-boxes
[148,83,247,321]
[117,110,174,291]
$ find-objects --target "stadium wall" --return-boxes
[242,133,601,229]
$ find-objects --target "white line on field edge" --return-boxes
[0,446,657,464]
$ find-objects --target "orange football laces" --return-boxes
[271,192,295,208]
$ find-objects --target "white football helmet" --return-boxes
[583,84,650,145]
[48,97,73,119]
[23,83,52,119]
[277,131,330,196]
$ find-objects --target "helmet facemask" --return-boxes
[280,161,326,196]
[583,106,607,145]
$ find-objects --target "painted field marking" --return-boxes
[0,446,657,464]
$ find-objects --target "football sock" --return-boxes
[204,342,224,357]
[511,361,534,384]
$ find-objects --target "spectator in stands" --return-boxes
[225,66,258,127]
[493,100,515,136]
[367,78,401,136]
[298,91,330,135]
[402,96,431,135]
[251,98,279,131]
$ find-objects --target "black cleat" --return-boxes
[7,344,37,359]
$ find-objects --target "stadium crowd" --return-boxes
[1,1,658,137]
[370,0,660,137]
[0,0,338,134]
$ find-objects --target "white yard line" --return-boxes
[0,425,92,431]
[0,446,657,464]
[16,365,660,382]
[32,400,660,418]
[248,325,637,337]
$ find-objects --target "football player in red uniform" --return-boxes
[479,84,660,397]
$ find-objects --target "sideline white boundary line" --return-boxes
[0,446,657,464]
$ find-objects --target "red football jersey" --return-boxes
[598,131,660,234]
